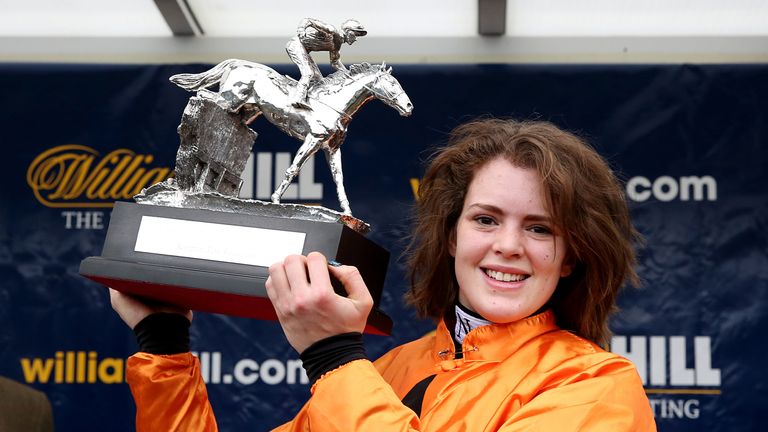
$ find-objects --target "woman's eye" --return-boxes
[529,225,552,235]
[475,216,496,226]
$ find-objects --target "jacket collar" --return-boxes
[433,310,559,362]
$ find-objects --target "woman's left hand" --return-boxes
[109,288,193,330]
[265,251,373,353]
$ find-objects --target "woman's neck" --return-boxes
[453,303,492,345]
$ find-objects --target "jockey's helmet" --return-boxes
[341,19,367,37]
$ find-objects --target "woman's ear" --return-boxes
[560,249,575,277]
[560,254,576,277]
[560,262,574,278]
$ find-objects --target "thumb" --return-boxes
[329,265,373,305]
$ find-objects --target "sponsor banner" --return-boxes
[19,350,309,386]
[1,63,766,431]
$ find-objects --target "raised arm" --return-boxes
[127,351,217,432]
[110,289,218,431]
[267,252,421,431]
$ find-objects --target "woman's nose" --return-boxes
[493,229,523,257]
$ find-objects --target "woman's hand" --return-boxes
[265,251,374,353]
[109,288,193,330]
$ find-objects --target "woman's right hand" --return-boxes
[265,251,373,354]
[109,288,193,330]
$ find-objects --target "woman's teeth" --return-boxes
[485,269,527,282]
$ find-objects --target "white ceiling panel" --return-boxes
[0,0,765,63]
[187,0,477,37]
[508,0,768,36]
[0,0,170,36]
[0,0,765,38]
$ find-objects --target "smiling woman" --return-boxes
[407,118,641,346]
[111,118,655,431]
[450,159,572,324]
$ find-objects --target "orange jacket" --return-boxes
[127,352,217,431]
[127,311,656,431]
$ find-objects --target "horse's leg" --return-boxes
[271,135,319,204]
[325,148,351,215]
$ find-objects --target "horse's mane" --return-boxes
[319,62,385,88]
[349,62,383,75]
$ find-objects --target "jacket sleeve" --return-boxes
[126,352,218,432]
[499,360,656,432]
[272,359,421,432]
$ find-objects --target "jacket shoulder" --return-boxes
[529,329,641,385]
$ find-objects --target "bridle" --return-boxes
[363,71,405,103]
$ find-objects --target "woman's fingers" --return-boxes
[306,251,333,290]
[328,263,372,307]
[109,288,192,329]
[266,252,374,353]
[283,254,311,302]
[109,288,149,329]
[266,257,291,306]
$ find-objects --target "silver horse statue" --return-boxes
[169,59,413,215]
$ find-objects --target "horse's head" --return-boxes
[368,63,413,117]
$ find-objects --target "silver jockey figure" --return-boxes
[285,18,367,108]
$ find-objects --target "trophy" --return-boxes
[79,18,413,335]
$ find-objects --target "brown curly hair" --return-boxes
[406,118,640,345]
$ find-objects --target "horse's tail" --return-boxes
[169,59,241,91]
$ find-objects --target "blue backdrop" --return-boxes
[1,62,766,431]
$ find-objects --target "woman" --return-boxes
[113,118,655,431]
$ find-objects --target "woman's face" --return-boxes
[450,158,572,323]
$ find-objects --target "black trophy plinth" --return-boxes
[80,201,393,335]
